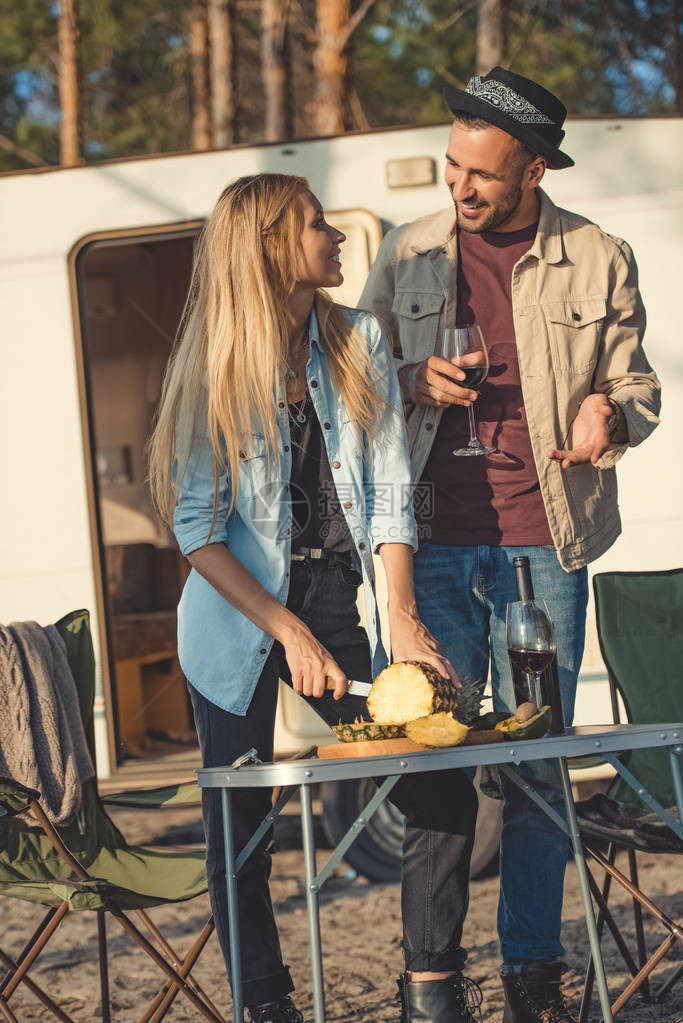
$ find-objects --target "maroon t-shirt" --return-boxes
[419,222,552,546]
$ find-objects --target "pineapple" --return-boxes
[367,661,484,726]
[333,718,406,743]
[405,713,470,748]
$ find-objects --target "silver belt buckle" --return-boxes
[291,546,325,561]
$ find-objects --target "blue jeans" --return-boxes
[413,543,588,967]
[190,553,477,1006]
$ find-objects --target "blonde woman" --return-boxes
[149,174,479,1023]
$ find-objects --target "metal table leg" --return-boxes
[670,745,683,821]
[300,784,325,1023]
[557,757,614,1023]
[222,789,244,1023]
[295,774,400,1023]
[500,761,615,1021]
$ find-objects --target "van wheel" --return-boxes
[320,769,501,884]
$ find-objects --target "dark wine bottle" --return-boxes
[511,556,565,734]
[509,556,537,706]
[513,555,535,602]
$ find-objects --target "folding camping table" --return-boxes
[197,723,683,1023]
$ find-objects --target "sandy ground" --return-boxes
[3,804,682,1022]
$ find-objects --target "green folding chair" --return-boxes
[576,569,683,1019]
[0,609,222,1023]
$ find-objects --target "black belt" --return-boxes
[290,546,353,565]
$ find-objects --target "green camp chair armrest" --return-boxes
[101,780,201,810]
[567,754,609,771]
[0,775,41,816]
[568,745,631,772]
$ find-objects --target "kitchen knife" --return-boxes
[325,678,372,697]
[346,679,372,697]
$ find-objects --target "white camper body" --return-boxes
[1,119,681,780]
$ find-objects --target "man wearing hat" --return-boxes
[360,67,660,1023]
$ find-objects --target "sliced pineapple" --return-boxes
[367,661,483,726]
[333,718,406,743]
[404,713,470,748]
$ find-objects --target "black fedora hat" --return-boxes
[444,66,574,169]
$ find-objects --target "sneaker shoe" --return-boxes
[502,962,577,1023]
[397,971,483,1022]
[248,995,303,1023]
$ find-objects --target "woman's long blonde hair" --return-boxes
[149,172,387,527]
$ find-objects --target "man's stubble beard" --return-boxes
[454,174,525,234]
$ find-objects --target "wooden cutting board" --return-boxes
[317,737,427,759]
[317,729,503,759]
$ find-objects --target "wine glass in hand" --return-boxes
[441,325,493,456]
[506,600,557,679]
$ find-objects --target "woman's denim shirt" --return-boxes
[173,307,417,715]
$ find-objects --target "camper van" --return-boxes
[1,118,681,880]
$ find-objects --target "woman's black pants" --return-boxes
[189,555,478,1007]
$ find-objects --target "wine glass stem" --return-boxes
[467,403,479,445]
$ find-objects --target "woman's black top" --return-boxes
[288,394,353,551]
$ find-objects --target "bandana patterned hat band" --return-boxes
[465,75,554,126]
[443,66,574,168]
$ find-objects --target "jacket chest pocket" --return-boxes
[543,297,606,375]
[392,291,444,361]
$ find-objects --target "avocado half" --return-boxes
[494,706,552,740]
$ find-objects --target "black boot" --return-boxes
[248,995,303,1023]
[397,972,483,1023]
[502,962,577,1023]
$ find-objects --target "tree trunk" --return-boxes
[262,0,292,141]
[314,0,350,136]
[208,0,237,146]
[670,0,681,112]
[476,0,505,75]
[191,1,213,150]
[58,0,80,165]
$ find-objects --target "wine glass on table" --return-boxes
[506,599,557,709]
[441,325,493,456]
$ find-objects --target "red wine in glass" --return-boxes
[509,555,565,733]
[507,646,557,676]
[506,598,557,712]
[440,326,493,456]
[459,365,488,389]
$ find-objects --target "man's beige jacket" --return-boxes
[358,190,661,571]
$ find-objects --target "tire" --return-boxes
[320,776,405,883]
[320,768,502,884]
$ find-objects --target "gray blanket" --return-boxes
[0,621,94,826]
